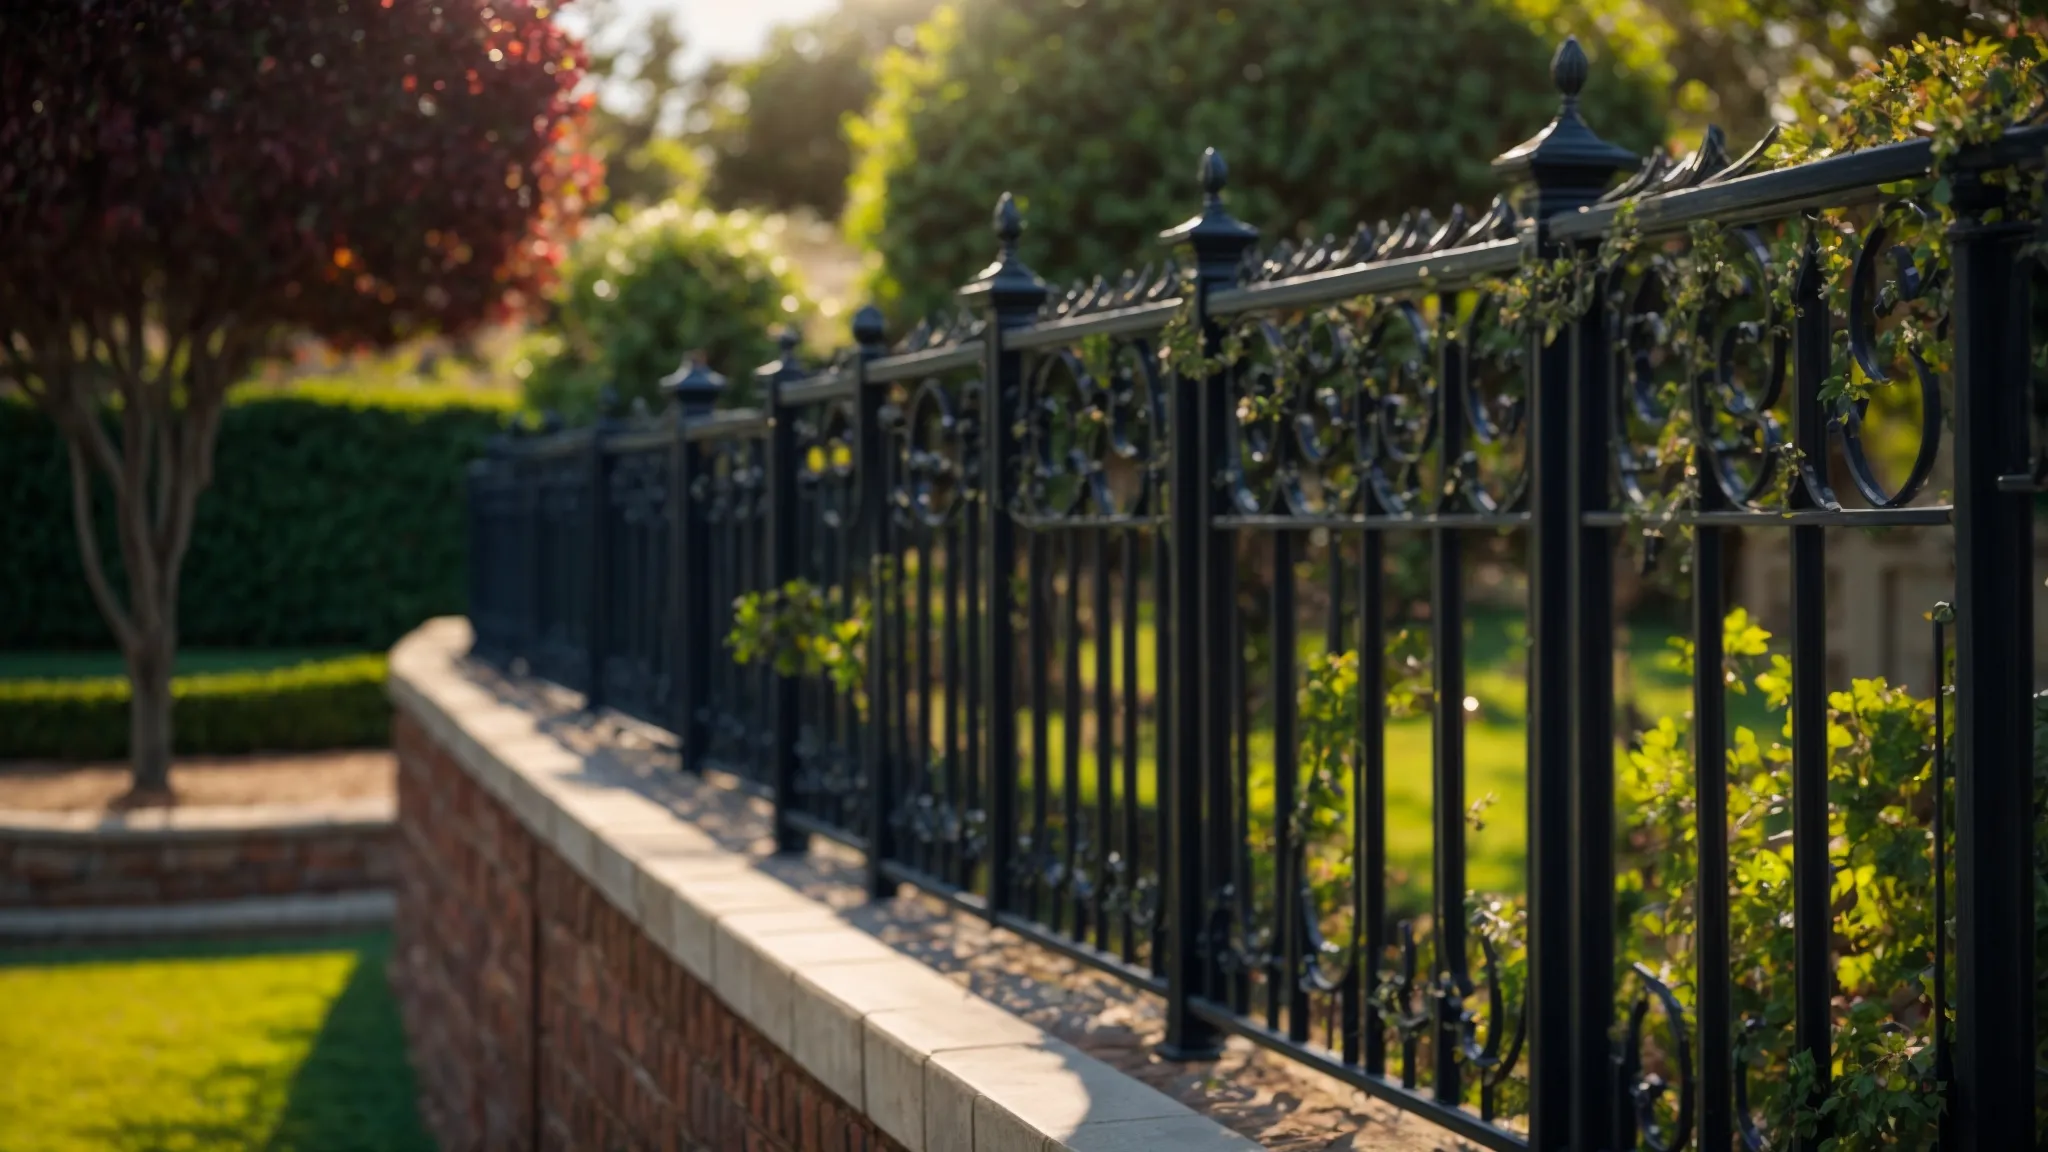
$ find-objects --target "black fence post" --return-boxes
[586,390,619,711]
[960,193,1048,919]
[1493,37,1637,1151]
[1157,149,1257,1061]
[663,357,726,774]
[762,330,810,855]
[849,306,897,898]
[1945,168,2037,1152]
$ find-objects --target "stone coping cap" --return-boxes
[389,617,1264,1152]
[0,797,395,843]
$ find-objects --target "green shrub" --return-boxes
[518,201,813,418]
[845,0,1673,323]
[0,654,390,761]
[0,388,512,652]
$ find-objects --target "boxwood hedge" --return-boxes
[0,654,391,761]
[0,386,514,651]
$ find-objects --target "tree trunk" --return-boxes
[125,633,175,799]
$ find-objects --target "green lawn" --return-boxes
[901,609,1776,906]
[0,649,362,681]
[0,934,431,1152]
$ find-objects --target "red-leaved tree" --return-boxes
[0,0,597,797]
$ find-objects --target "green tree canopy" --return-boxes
[519,203,812,419]
[689,0,938,216]
[845,0,1674,323]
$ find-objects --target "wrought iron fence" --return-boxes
[467,36,2048,1151]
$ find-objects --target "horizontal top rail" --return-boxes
[780,368,857,406]
[1553,123,2048,241]
[1006,299,1184,349]
[604,424,675,454]
[1212,238,1523,314]
[682,409,769,442]
[865,341,984,383]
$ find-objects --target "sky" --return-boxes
[631,0,838,74]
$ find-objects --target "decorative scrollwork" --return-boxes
[1837,199,1947,508]
[1449,932,1528,1122]
[794,400,859,533]
[607,447,668,524]
[1375,921,1434,1074]
[691,438,767,523]
[1360,301,1439,515]
[1615,963,1696,1152]
[1018,338,1164,519]
[892,378,977,528]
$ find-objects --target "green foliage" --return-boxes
[0,654,390,760]
[1622,609,1951,1149]
[728,578,872,714]
[846,0,1672,323]
[519,202,812,419]
[688,0,937,216]
[579,0,705,212]
[0,935,430,1151]
[0,390,510,650]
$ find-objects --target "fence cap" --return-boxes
[659,354,727,416]
[958,192,1048,322]
[1492,36,1639,219]
[1159,148,1259,284]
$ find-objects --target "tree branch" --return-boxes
[66,439,138,654]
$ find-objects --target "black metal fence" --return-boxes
[468,37,2048,1151]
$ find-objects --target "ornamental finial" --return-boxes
[1199,147,1229,206]
[1552,36,1588,103]
[994,192,1022,256]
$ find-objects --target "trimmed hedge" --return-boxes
[0,654,390,761]
[1,387,514,651]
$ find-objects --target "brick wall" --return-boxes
[392,710,910,1152]
[0,817,393,908]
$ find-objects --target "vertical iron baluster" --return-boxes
[1232,576,1253,1016]
[965,458,984,897]
[1325,534,1346,1055]
[1693,525,1733,1152]
[1788,221,1835,1141]
[765,333,807,851]
[664,359,723,773]
[587,415,614,708]
[944,518,962,887]
[1063,534,1083,938]
[1159,148,1255,1060]
[853,309,892,895]
[1945,171,2036,1151]
[1932,602,1952,1111]
[1272,530,1300,1037]
[1094,530,1114,954]
[1432,298,1471,1106]
[1153,526,1174,974]
[917,520,935,876]
[1494,37,1637,1147]
[1122,528,1142,964]
[1029,530,1051,924]
[962,197,1043,919]
[1359,529,1388,1075]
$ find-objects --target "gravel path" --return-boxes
[484,664,1487,1152]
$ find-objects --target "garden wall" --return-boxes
[388,617,1260,1152]
[0,801,394,909]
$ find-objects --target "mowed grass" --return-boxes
[0,648,362,681]
[889,607,1770,904]
[0,934,431,1152]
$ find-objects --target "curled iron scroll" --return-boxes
[1616,963,1696,1152]
[1837,200,1946,509]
